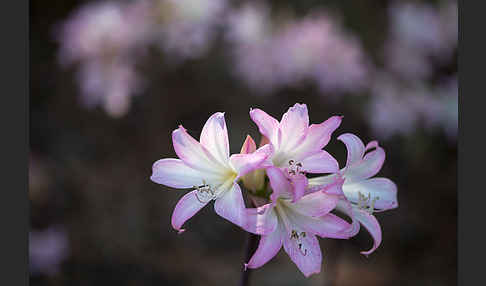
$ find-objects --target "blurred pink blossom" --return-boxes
[227,7,369,94]
[56,1,151,117]
[29,226,69,276]
[384,1,457,80]
[153,0,228,62]
[368,73,457,139]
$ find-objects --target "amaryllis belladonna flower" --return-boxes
[250,103,341,200]
[243,167,352,277]
[151,112,272,233]
[309,133,398,255]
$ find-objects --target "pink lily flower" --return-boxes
[250,103,342,201]
[150,112,273,233]
[243,166,352,277]
[308,133,398,255]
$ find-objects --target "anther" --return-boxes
[287,161,306,176]
[194,183,215,204]
[357,191,379,214]
[298,243,307,256]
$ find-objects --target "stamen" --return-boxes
[287,160,306,176]
[290,230,308,256]
[298,243,307,256]
[357,191,380,214]
[194,182,216,204]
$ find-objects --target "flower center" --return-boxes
[275,203,309,257]
[290,229,308,256]
[357,191,380,214]
[287,160,306,176]
[193,173,237,203]
[194,181,216,203]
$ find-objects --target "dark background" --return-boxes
[30,0,457,285]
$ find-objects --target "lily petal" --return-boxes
[244,204,278,235]
[200,112,230,165]
[267,167,294,202]
[171,190,209,233]
[343,178,398,210]
[288,210,352,239]
[246,223,283,269]
[344,146,385,182]
[352,207,382,256]
[365,140,379,151]
[299,150,339,174]
[334,199,361,237]
[289,173,308,203]
[295,115,342,157]
[283,230,322,277]
[229,144,273,178]
[279,103,309,152]
[151,158,208,188]
[172,126,227,175]
[250,108,280,147]
[290,191,339,217]
[307,174,339,194]
[214,183,246,227]
[338,133,365,167]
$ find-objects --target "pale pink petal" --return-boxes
[171,190,209,233]
[353,207,382,256]
[343,178,398,210]
[288,209,352,239]
[214,183,246,227]
[307,214,354,239]
[200,112,230,165]
[151,158,206,188]
[299,150,339,174]
[244,204,278,235]
[365,140,379,151]
[279,103,309,152]
[344,146,385,182]
[172,126,227,175]
[246,224,283,269]
[338,133,365,167]
[229,144,273,178]
[290,191,339,217]
[240,135,257,154]
[267,167,293,201]
[283,229,322,277]
[250,108,280,147]
[334,199,361,237]
[294,115,343,156]
[319,175,346,196]
[307,174,339,194]
[289,174,308,203]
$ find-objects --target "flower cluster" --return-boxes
[150,103,398,277]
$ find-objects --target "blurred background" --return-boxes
[30,0,457,285]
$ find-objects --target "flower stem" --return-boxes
[239,231,259,286]
[239,196,259,286]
